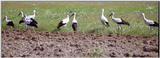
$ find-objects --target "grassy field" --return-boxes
[1,1,159,36]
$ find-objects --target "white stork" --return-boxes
[142,13,159,30]
[57,12,74,30]
[4,16,15,30]
[72,12,78,31]
[109,12,130,30]
[23,14,38,31]
[100,9,109,27]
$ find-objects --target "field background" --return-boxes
[1,1,159,36]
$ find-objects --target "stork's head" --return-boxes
[67,11,74,18]
[142,13,145,16]
[109,12,114,17]
[73,12,76,15]
[18,11,23,16]
[3,16,8,20]
[102,8,104,12]
[33,10,36,13]
[71,12,76,17]
[5,16,8,18]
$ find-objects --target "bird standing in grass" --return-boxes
[4,16,15,31]
[109,12,130,33]
[141,13,159,30]
[57,12,74,30]
[23,14,38,32]
[100,9,109,27]
[72,12,78,31]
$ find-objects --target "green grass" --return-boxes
[1,1,159,36]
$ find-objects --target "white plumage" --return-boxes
[72,12,77,23]
[62,15,70,24]
[110,12,122,23]
[112,18,122,23]
[100,9,109,26]
[5,16,12,23]
[24,15,33,24]
[27,10,36,19]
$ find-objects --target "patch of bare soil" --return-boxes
[2,30,158,57]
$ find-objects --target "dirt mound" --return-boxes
[2,30,158,57]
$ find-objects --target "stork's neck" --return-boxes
[111,14,115,18]
[5,17,8,22]
[73,14,76,20]
[21,12,24,17]
[33,12,36,16]
[101,10,104,16]
[142,14,147,20]
[67,15,70,19]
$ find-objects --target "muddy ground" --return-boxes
[1,30,159,57]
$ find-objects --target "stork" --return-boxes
[109,12,130,33]
[4,16,15,31]
[72,12,78,31]
[100,9,109,27]
[23,14,38,32]
[141,13,159,30]
[57,12,74,30]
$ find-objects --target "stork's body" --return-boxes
[24,16,38,28]
[142,13,159,29]
[27,10,36,19]
[57,14,70,29]
[72,12,78,31]
[100,9,109,27]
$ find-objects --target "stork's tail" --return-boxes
[19,19,24,24]
[105,22,110,27]
[121,18,130,26]
[153,22,159,27]
[125,22,130,26]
